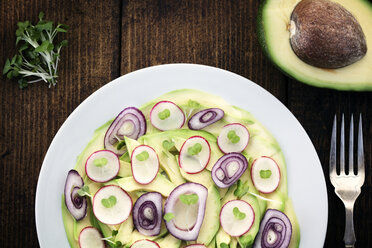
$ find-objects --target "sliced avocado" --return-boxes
[128,224,167,245]
[230,238,238,248]
[157,234,182,248]
[123,136,141,158]
[284,199,301,248]
[73,120,110,177]
[207,238,216,248]
[118,160,132,178]
[238,194,263,247]
[215,227,231,248]
[178,161,214,189]
[197,185,221,245]
[115,174,176,197]
[115,215,134,245]
[61,195,79,248]
[258,0,372,90]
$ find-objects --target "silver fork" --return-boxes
[330,114,365,248]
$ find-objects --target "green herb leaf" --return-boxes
[220,243,229,248]
[227,130,240,144]
[164,212,175,221]
[233,207,246,220]
[158,109,171,120]
[93,157,108,167]
[136,151,149,161]
[101,195,117,208]
[3,59,11,75]
[112,230,119,236]
[162,140,175,151]
[116,140,126,150]
[260,169,272,179]
[187,143,202,156]
[35,40,50,52]
[77,185,90,197]
[38,12,45,20]
[113,241,123,248]
[179,193,199,205]
[56,27,68,33]
[234,179,250,198]
[188,99,201,109]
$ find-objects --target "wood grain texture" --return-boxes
[0,0,120,246]
[1,0,372,247]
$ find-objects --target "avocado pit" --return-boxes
[289,0,367,69]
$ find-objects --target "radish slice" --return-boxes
[217,123,250,153]
[64,170,87,221]
[133,192,162,236]
[92,185,132,225]
[253,209,292,248]
[188,108,224,130]
[104,107,147,155]
[131,145,159,184]
[220,200,255,237]
[131,239,160,248]
[179,136,211,174]
[184,245,207,248]
[85,150,120,183]
[251,157,281,194]
[150,101,185,131]
[78,226,105,248]
[164,182,208,241]
[211,153,248,188]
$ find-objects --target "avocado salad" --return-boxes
[62,89,300,248]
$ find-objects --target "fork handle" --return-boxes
[344,202,356,247]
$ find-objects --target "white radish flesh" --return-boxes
[251,156,281,194]
[85,150,120,183]
[93,185,132,225]
[217,123,249,153]
[131,239,160,248]
[150,101,185,131]
[78,227,105,248]
[131,145,159,184]
[179,136,211,174]
[220,200,255,237]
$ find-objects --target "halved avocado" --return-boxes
[258,0,372,91]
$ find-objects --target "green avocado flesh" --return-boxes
[62,89,299,247]
[258,0,372,91]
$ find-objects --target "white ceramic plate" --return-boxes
[35,64,328,247]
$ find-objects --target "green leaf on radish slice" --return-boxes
[93,158,108,167]
[164,212,175,221]
[227,130,240,144]
[158,109,171,120]
[136,151,149,161]
[260,169,272,179]
[187,143,202,156]
[233,207,246,220]
[101,195,117,208]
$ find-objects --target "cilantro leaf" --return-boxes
[227,130,240,144]
[162,140,175,151]
[260,169,272,179]
[101,195,117,208]
[158,109,171,120]
[234,179,250,198]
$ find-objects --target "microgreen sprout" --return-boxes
[3,12,68,88]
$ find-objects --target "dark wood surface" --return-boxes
[1,0,371,247]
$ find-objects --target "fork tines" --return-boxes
[330,114,365,178]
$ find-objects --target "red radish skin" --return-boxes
[150,101,185,131]
[217,123,250,154]
[85,150,120,183]
[130,145,160,185]
[78,226,105,248]
[179,136,211,174]
[251,156,281,194]
[130,239,160,248]
[92,185,133,225]
[219,200,255,237]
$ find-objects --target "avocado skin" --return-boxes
[257,0,372,91]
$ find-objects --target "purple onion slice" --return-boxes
[253,209,292,248]
[64,170,87,221]
[104,107,147,155]
[133,192,162,236]
[211,153,248,188]
[164,182,208,241]
[188,108,224,130]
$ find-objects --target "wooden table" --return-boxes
[1,1,371,247]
